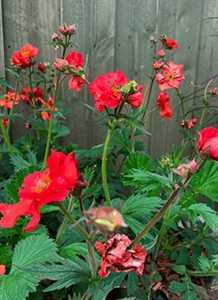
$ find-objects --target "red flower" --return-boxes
[0,264,6,275]
[54,51,86,92]
[20,87,43,105]
[2,118,9,128]
[11,44,38,68]
[41,111,51,121]
[180,117,198,129]
[156,61,184,91]
[68,76,86,92]
[0,151,80,231]
[0,91,20,109]
[89,71,128,112]
[156,92,173,119]
[38,62,46,73]
[65,51,84,70]
[127,85,144,108]
[197,127,218,160]
[162,37,179,50]
[96,234,147,278]
[152,60,164,70]
[157,49,166,57]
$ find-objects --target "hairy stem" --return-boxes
[43,117,53,164]
[0,121,14,154]
[101,119,116,206]
[198,79,213,129]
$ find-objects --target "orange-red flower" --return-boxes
[197,127,218,160]
[0,91,20,109]
[11,44,38,68]
[0,151,80,232]
[96,234,147,278]
[161,37,179,50]
[156,92,173,119]
[156,61,184,91]
[0,264,6,275]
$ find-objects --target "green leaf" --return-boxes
[91,273,125,300]
[12,234,59,269]
[0,234,60,300]
[190,161,218,201]
[43,258,91,292]
[60,242,88,259]
[198,256,211,272]
[186,203,218,231]
[123,169,172,191]
[169,280,186,293]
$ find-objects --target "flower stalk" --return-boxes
[101,119,116,206]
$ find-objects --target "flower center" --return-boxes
[32,173,51,193]
[166,71,176,81]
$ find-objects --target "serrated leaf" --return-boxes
[190,161,218,201]
[186,203,218,231]
[169,280,186,293]
[60,242,88,259]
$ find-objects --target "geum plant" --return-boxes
[0,24,217,300]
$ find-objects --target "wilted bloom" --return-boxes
[173,160,199,178]
[0,151,80,231]
[0,264,6,275]
[152,60,164,70]
[2,118,9,128]
[0,91,20,109]
[53,58,69,71]
[197,127,218,160]
[209,87,218,97]
[156,92,173,119]
[157,49,166,57]
[11,44,38,68]
[156,61,184,91]
[161,37,179,50]
[180,117,197,129]
[89,71,144,112]
[96,234,147,278]
[51,32,61,41]
[85,207,127,232]
[58,24,76,35]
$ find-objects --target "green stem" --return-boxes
[131,185,181,246]
[55,197,74,243]
[198,79,213,129]
[142,76,155,121]
[57,202,90,242]
[176,88,185,120]
[101,119,116,206]
[0,121,14,154]
[187,270,218,277]
[43,117,53,165]
[131,159,206,246]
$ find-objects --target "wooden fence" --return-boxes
[1,0,218,156]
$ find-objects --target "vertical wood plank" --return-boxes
[0,0,5,76]
[62,0,116,147]
[2,0,61,138]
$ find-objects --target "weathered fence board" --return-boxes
[0,0,218,156]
